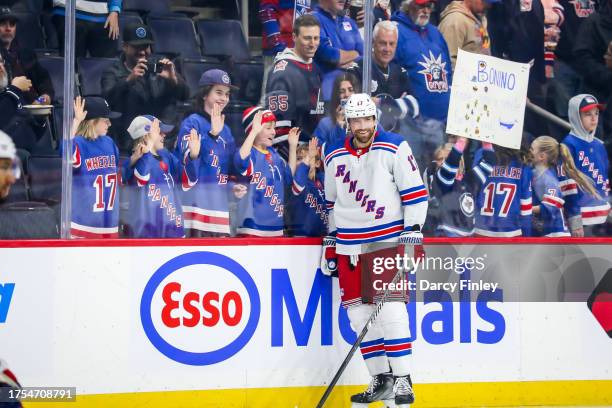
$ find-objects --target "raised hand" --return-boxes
[105,11,119,40]
[249,110,264,137]
[73,96,87,123]
[307,137,318,165]
[188,128,201,159]
[210,103,225,136]
[233,183,247,199]
[288,127,301,148]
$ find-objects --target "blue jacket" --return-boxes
[312,6,363,101]
[391,11,452,121]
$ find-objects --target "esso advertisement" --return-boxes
[142,251,507,367]
[141,251,261,365]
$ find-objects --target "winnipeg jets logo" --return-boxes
[417,51,449,93]
[569,0,595,17]
[459,192,475,217]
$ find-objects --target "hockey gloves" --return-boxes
[320,235,338,277]
[398,230,425,269]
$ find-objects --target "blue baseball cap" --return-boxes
[198,69,239,90]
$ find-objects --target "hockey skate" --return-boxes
[350,372,395,407]
[393,375,415,407]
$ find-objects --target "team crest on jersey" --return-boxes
[273,60,288,73]
[520,0,532,11]
[417,51,449,93]
[459,192,475,217]
[343,21,352,31]
[569,0,595,17]
[370,80,379,93]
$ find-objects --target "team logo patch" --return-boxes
[136,27,147,38]
[222,74,230,84]
[417,51,449,93]
[570,0,595,17]
[343,21,352,31]
[520,0,532,11]
[273,60,288,73]
[459,192,475,217]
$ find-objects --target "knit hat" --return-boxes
[242,106,277,135]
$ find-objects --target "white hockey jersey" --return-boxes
[323,128,428,255]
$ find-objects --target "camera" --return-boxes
[145,61,165,75]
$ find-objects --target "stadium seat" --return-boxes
[0,201,59,239]
[14,12,45,50]
[123,0,171,15]
[147,16,201,59]
[180,58,224,97]
[37,56,70,104]
[28,155,62,202]
[4,151,29,203]
[78,57,116,96]
[233,61,264,105]
[195,19,250,61]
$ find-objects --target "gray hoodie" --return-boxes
[567,94,598,142]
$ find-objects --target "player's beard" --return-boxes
[353,127,376,148]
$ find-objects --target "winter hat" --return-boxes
[242,106,276,135]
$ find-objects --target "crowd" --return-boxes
[0,0,610,239]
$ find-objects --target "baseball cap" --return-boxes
[198,69,239,90]
[84,97,122,120]
[0,7,18,23]
[128,115,174,140]
[242,106,276,135]
[123,23,154,46]
[413,0,437,6]
[0,130,16,161]
[579,95,605,112]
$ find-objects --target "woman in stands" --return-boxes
[313,72,360,148]
[530,135,598,237]
[69,96,121,239]
[233,107,299,237]
[175,69,246,237]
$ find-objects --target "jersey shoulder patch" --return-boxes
[273,60,288,73]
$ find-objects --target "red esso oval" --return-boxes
[160,282,243,328]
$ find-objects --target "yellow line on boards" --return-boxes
[27,380,612,408]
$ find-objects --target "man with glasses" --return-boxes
[101,23,189,152]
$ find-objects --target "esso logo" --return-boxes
[140,252,260,365]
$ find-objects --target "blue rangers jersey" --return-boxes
[289,162,327,236]
[71,135,120,238]
[532,166,570,237]
[473,150,533,237]
[561,134,611,225]
[175,112,236,234]
[234,146,292,236]
[323,128,428,255]
[122,150,199,238]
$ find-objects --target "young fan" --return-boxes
[233,107,299,237]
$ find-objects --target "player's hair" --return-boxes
[373,20,398,39]
[193,84,215,113]
[434,142,465,176]
[330,72,361,122]
[293,14,320,36]
[494,145,521,167]
[533,135,599,198]
[76,119,102,140]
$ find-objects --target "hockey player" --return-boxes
[289,138,327,236]
[321,93,427,407]
[175,69,244,237]
[473,142,533,237]
[265,14,325,158]
[233,107,299,237]
[561,94,610,236]
[122,116,200,238]
[69,96,121,239]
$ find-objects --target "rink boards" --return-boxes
[0,238,611,407]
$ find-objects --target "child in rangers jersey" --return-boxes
[175,69,246,237]
[288,138,327,236]
[69,96,121,239]
[122,116,200,238]
[561,94,610,236]
[530,135,599,237]
[474,143,533,237]
[234,107,299,237]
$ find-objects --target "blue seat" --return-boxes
[28,155,62,202]
[0,201,59,239]
[233,61,264,105]
[14,12,45,50]
[37,56,70,104]
[78,57,116,96]
[180,58,224,98]
[123,0,170,15]
[195,19,250,61]
[4,150,29,203]
[147,16,201,58]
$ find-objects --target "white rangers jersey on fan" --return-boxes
[323,129,428,255]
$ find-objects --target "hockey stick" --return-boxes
[315,262,412,408]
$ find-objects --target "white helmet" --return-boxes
[0,131,16,161]
[344,93,377,122]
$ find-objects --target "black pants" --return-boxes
[52,15,118,58]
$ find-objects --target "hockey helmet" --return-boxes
[0,131,16,161]
[344,93,377,122]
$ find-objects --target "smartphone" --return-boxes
[146,61,164,74]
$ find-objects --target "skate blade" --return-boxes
[350,403,369,408]
[383,399,400,408]
[350,402,402,408]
